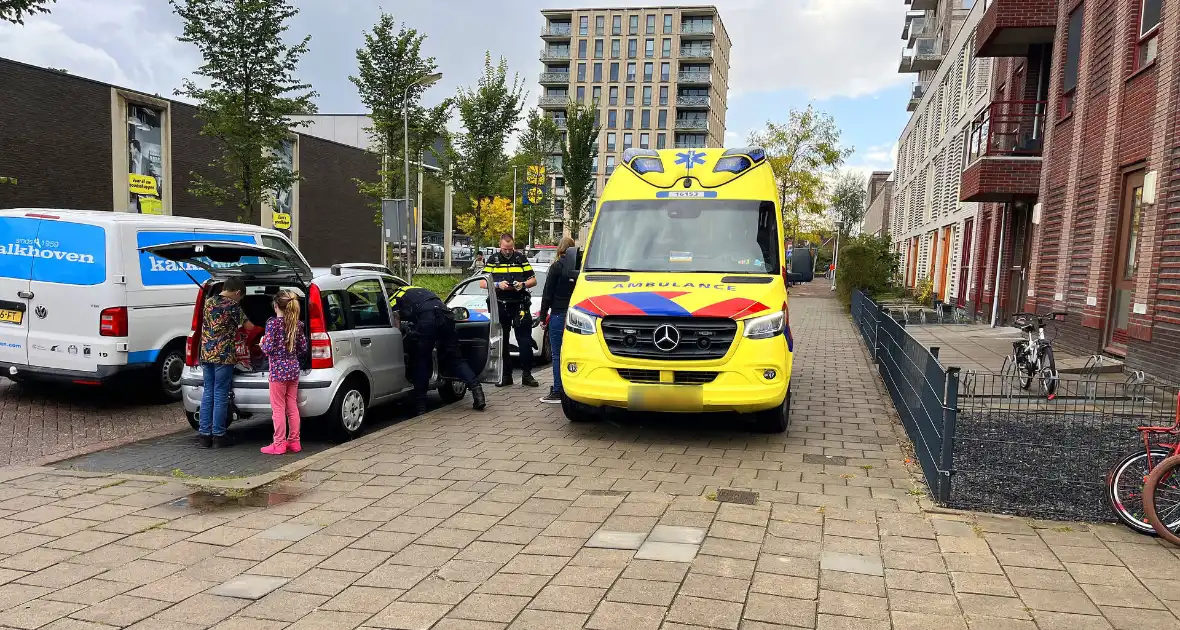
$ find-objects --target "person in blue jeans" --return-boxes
[198,277,254,448]
[537,237,578,403]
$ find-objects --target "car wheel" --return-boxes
[438,379,467,403]
[155,345,186,402]
[561,392,598,423]
[329,380,368,442]
[754,388,791,434]
[187,411,200,432]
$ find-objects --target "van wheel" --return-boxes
[754,389,791,434]
[329,379,368,442]
[561,393,598,423]
[155,345,186,402]
[438,380,467,404]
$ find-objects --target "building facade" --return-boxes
[537,5,731,234]
[863,171,895,236]
[892,0,994,308]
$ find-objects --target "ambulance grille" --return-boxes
[601,317,736,360]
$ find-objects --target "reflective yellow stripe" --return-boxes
[505,266,526,273]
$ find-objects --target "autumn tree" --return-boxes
[170,0,317,224]
[442,54,525,250]
[561,99,600,240]
[512,110,562,246]
[457,196,515,245]
[0,0,55,24]
[829,170,868,239]
[748,105,850,243]
[350,12,452,218]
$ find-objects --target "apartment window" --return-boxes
[593,39,603,58]
[594,109,600,126]
[663,14,673,33]
[641,109,651,128]
[1061,6,1083,116]
[609,62,619,81]
[640,132,650,149]
[579,16,588,35]
[629,15,639,34]
[644,62,654,82]
[592,86,601,103]
[656,133,666,149]
[645,38,655,58]
[606,132,616,151]
[595,15,604,34]
[657,109,667,129]
[625,86,635,105]
[646,14,656,34]
[662,38,672,58]
[609,86,618,105]
[627,62,637,81]
[1138,0,1162,68]
[659,86,669,105]
[612,15,621,34]
[608,110,617,128]
[577,62,586,81]
[623,132,633,150]
[606,155,616,174]
[611,39,620,58]
[624,109,634,128]
[593,63,602,82]
[576,86,585,102]
[578,40,587,59]
[660,62,670,82]
[642,86,652,106]
[628,38,637,58]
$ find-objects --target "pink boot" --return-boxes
[285,440,302,453]
[260,442,287,455]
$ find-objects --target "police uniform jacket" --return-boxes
[484,250,535,304]
[388,285,447,322]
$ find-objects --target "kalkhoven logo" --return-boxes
[0,243,96,264]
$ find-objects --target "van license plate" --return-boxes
[628,385,703,412]
[0,309,23,325]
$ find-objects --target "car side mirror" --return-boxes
[451,307,470,322]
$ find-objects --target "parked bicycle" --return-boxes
[1010,312,1063,400]
[1107,391,1180,536]
[1142,448,1180,545]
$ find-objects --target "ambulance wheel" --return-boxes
[155,344,186,402]
[438,380,467,403]
[754,389,791,434]
[561,393,598,423]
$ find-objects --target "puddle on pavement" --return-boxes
[170,488,301,512]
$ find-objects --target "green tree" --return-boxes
[829,170,868,239]
[835,234,900,304]
[441,53,525,250]
[514,110,562,246]
[561,99,600,240]
[748,105,850,244]
[170,0,317,224]
[349,12,452,220]
[0,0,55,24]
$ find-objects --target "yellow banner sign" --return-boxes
[272,212,292,230]
[526,187,544,204]
[139,198,163,215]
[129,174,158,196]
[526,165,546,185]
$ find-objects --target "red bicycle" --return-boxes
[1107,391,1180,535]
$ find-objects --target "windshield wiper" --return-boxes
[583,267,634,273]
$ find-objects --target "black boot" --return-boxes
[471,384,486,411]
[496,372,513,387]
[521,373,539,388]
[197,434,212,449]
[414,400,428,417]
[211,434,231,449]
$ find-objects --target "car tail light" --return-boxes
[99,307,128,337]
[186,285,205,366]
[308,283,333,369]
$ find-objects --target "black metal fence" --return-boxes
[851,290,1180,522]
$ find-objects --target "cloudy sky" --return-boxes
[0,0,908,176]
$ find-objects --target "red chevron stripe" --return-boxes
[692,298,770,319]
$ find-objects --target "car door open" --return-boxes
[446,275,502,385]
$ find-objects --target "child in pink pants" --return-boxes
[259,290,308,454]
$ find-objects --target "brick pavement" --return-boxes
[0,289,1177,628]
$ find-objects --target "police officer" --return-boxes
[484,233,538,388]
[388,284,487,416]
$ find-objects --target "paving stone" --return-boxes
[240,589,329,622]
[508,609,588,630]
[743,593,817,628]
[531,584,606,613]
[885,568,952,594]
[820,569,886,597]
[68,594,171,626]
[449,593,530,623]
[1078,583,1165,610]
[1099,605,1180,630]
[255,523,321,542]
[949,571,1015,597]
[887,589,962,616]
[820,551,884,576]
[890,611,968,630]
[956,594,1032,620]
[1,598,85,629]
[751,571,818,599]
[400,576,479,605]
[646,525,706,545]
[586,601,665,630]
[667,594,743,629]
[678,573,749,603]
[1031,611,1114,630]
[819,589,889,621]
[366,601,452,629]
[1017,587,1101,615]
[585,530,647,550]
[634,541,698,562]
[208,574,289,600]
[606,577,679,606]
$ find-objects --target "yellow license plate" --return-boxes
[0,309,23,325]
[628,385,704,412]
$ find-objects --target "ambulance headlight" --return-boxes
[566,308,598,335]
[744,311,784,339]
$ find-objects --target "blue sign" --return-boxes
[0,217,107,286]
[674,150,707,169]
[136,231,257,287]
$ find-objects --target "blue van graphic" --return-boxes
[137,231,257,287]
[0,217,107,286]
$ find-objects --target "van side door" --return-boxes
[344,277,403,401]
[0,215,39,367]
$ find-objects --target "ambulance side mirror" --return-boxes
[563,246,581,280]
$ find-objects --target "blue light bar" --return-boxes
[713,156,752,173]
[632,157,664,174]
[622,148,659,163]
[721,147,767,163]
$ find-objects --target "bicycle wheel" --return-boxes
[1039,347,1058,400]
[1142,454,1180,545]
[1107,448,1172,535]
[1015,352,1034,390]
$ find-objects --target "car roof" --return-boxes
[0,208,282,231]
[309,266,408,289]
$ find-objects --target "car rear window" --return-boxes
[0,217,107,285]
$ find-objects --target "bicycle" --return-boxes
[1107,391,1180,535]
[1141,448,1180,545]
[1010,312,1063,400]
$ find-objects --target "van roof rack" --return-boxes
[330,263,395,276]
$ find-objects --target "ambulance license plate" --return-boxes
[627,385,703,412]
[0,309,23,325]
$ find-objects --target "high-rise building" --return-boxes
[538,5,731,236]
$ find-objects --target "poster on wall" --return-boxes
[267,139,295,238]
[128,104,164,214]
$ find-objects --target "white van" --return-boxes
[0,209,308,400]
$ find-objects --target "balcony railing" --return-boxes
[677,71,711,84]
[539,72,571,84]
[902,15,925,40]
[676,95,710,107]
[542,24,572,36]
[965,100,1047,164]
[552,118,568,130]
[679,46,713,59]
[907,0,938,10]
[907,82,927,112]
[539,95,569,106]
[540,49,571,60]
[675,118,708,131]
[899,37,942,72]
[675,141,706,149]
[680,22,714,35]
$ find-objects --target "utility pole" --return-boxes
[511,166,518,241]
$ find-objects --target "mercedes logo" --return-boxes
[652,324,681,352]
[34,306,47,319]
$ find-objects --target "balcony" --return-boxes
[975,0,1057,57]
[538,94,569,108]
[680,22,714,36]
[674,141,706,149]
[675,118,708,131]
[679,46,713,60]
[677,71,711,85]
[541,23,572,38]
[902,13,929,42]
[539,72,570,85]
[907,82,927,112]
[552,118,568,130]
[676,95,710,108]
[906,0,937,10]
[898,38,942,73]
[960,100,1047,202]
[539,49,571,61]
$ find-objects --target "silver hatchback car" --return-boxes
[142,241,503,441]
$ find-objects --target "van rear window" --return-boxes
[137,231,257,287]
[0,217,107,285]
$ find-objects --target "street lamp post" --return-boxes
[831,220,844,292]
[404,72,443,283]
[511,166,518,241]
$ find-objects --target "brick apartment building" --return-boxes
[961,0,1179,380]
[0,58,381,266]
[862,171,894,237]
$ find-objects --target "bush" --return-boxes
[835,234,899,304]
[414,273,466,297]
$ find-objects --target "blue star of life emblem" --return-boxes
[674,150,707,169]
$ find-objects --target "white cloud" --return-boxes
[0,20,133,85]
[843,141,898,181]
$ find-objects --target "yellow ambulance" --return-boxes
[559,147,794,432]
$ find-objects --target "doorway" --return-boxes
[1003,202,1034,323]
[1105,171,1146,355]
[957,218,974,308]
